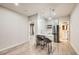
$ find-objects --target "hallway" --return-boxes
[0,40,77,55]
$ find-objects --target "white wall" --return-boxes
[27,14,38,45]
[0,7,28,51]
[37,15,46,35]
[70,4,79,54]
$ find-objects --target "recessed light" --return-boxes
[14,3,19,6]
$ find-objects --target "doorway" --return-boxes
[28,21,35,45]
[59,21,70,42]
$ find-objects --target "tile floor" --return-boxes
[0,40,77,55]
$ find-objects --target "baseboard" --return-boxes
[0,41,27,54]
[70,41,79,55]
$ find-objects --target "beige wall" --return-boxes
[70,4,79,54]
[0,7,28,51]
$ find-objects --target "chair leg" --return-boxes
[47,43,52,54]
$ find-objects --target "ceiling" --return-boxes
[0,3,76,18]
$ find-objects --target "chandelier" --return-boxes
[48,8,56,20]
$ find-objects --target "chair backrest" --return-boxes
[36,35,52,43]
[36,35,45,41]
